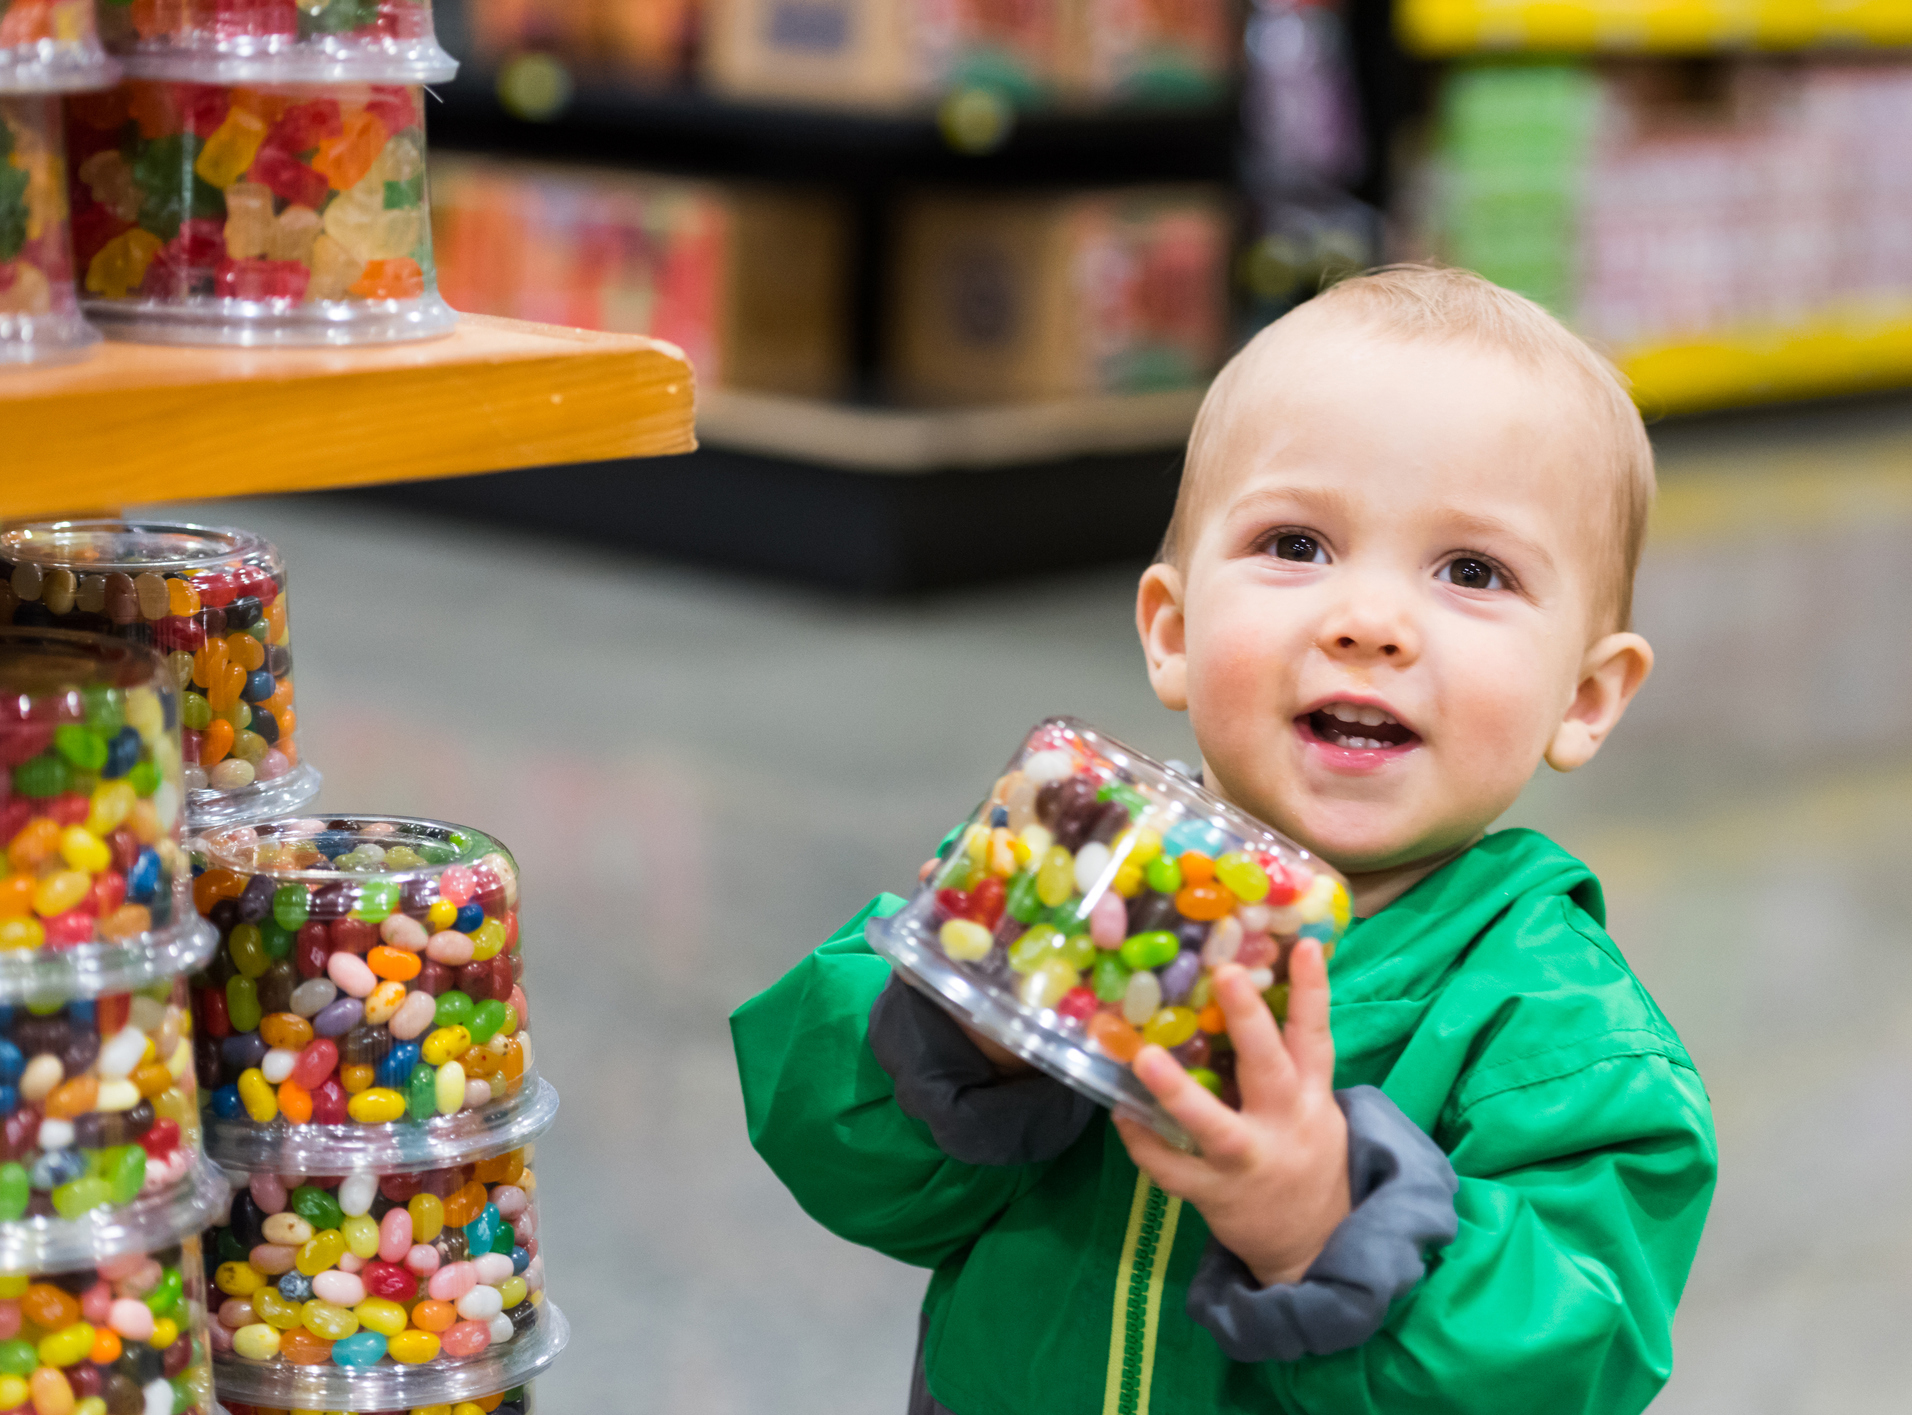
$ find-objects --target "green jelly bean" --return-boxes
[181,692,212,731]
[420,842,457,865]
[1187,1067,1224,1096]
[1144,855,1182,894]
[260,920,293,960]
[143,1265,183,1317]
[12,754,68,798]
[226,975,261,1033]
[1005,871,1045,924]
[106,1145,147,1204]
[1118,931,1180,971]
[229,924,269,979]
[127,760,160,796]
[491,1223,515,1256]
[352,879,398,922]
[1091,953,1132,1003]
[1264,983,1290,1023]
[0,1339,35,1377]
[216,1227,248,1264]
[468,999,510,1046]
[171,1377,192,1415]
[433,991,475,1029]
[0,1164,27,1221]
[1056,932,1096,970]
[53,724,107,770]
[273,883,310,931]
[1007,926,1060,974]
[290,1184,345,1232]
[1095,781,1148,815]
[82,686,125,733]
[53,1175,112,1218]
[407,1063,436,1121]
[1046,897,1094,934]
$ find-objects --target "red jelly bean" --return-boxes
[181,729,202,765]
[413,961,451,997]
[199,987,231,1038]
[309,1077,347,1126]
[971,876,1006,926]
[47,794,89,827]
[153,616,206,652]
[378,1171,424,1203]
[439,1320,490,1357]
[106,828,140,874]
[359,1261,416,1301]
[490,955,513,1002]
[138,1120,181,1157]
[455,962,493,1002]
[290,1038,337,1091]
[86,870,126,918]
[0,798,30,839]
[44,911,95,947]
[0,1110,39,1162]
[503,910,518,951]
[190,572,235,608]
[1056,987,1098,1023]
[294,922,330,978]
[331,918,375,955]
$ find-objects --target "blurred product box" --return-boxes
[431,155,847,394]
[703,0,1232,108]
[890,185,1230,403]
[467,0,701,80]
[1410,58,1912,351]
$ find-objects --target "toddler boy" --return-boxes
[731,266,1716,1415]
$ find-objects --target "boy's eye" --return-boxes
[1270,533,1326,564]
[1442,558,1504,591]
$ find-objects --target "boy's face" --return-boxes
[1141,323,1641,875]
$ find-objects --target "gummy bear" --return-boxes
[194,107,270,189]
[85,228,164,299]
[346,257,422,300]
[79,151,142,223]
[304,232,362,301]
[69,201,131,268]
[266,98,343,156]
[222,180,273,258]
[214,257,311,301]
[0,263,51,316]
[265,203,320,264]
[247,146,329,210]
[312,109,384,191]
[364,87,418,136]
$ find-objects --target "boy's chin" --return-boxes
[1285,800,1455,877]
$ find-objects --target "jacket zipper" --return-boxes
[1104,1173,1183,1415]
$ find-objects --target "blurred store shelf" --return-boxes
[1398,0,1912,54]
[0,316,696,518]
[1621,316,1912,414]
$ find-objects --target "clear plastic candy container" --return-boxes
[225,1384,536,1415]
[97,0,455,84]
[0,0,116,93]
[0,523,320,831]
[0,1235,217,1415]
[1,96,100,368]
[206,1147,566,1409]
[67,80,457,346]
[191,819,540,1169]
[866,718,1351,1147]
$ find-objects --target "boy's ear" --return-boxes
[1546,631,1653,772]
[1136,563,1189,712]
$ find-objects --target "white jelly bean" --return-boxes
[312,1271,365,1307]
[1073,842,1111,893]
[426,930,475,966]
[464,1078,492,1109]
[110,1298,154,1341]
[289,979,338,1017]
[129,995,166,1031]
[490,1185,527,1219]
[1245,967,1275,991]
[337,1251,365,1274]
[389,990,437,1041]
[487,1312,515,1345]
[339,1170,378,1216]
[96,1079,140,1112]
[1236,904,1273,934]
[1122,971,1162,1026]
[327,951,377,998]
[1201,916,1243,967]
[406,1244,441,1276]
[36,1119,73,1151]
[144,1377,173,1415]
[261,1049,298,1085]
[97,1025,148,1080]
[429,1261,477,1302]
[262,1213,312,1246]
[473,1253,514,1285]
[20,1054,61,1103]
[456,1285,504,1321]
[210,759,254,790]
[380,914,429,951]
[1023,749,1073,783]
[1089,893,1127,948]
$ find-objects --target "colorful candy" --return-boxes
[867,718,1351,1139]
[0,0,115,91]
[223,1383,536,1415]
[94,0,456,85]
[66,81,457,345]
[191,819,531,1132]
[0,523,319,829]
[209,1149,547,1373]
[0,96,100,367]
[0,1242,216,1415]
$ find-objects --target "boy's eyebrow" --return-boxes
[1436,509,1556,573]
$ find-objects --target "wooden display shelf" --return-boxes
[1398,0,1912,54]
[0,314,696,518]
[1619,314,1912,415]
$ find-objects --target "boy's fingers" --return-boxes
[1283,940,1337,1089]
[1210,964,1294,1114]
[1131,1045,1254,1166]
[1112,1115,1211,1197]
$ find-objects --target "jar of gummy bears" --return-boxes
[0,95,101,366]
[98,0,456,86]
[0,523,321,832]
[205,1144,566,1409]
[190,817,549,1174]
[0,628,220,1001]
[0,0,117,92]
[66,78,457,346]
[865,717,1351,1148]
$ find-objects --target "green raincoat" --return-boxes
[731,828,1716,1415]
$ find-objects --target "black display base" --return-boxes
[348,445,1184,594]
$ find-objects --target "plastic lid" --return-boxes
[212,1297,568,1410]
[0,1155,228,1273]
[1,522,275,574]
[0,906,215,1004]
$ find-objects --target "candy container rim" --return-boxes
[203,1075,558,1175]
[117,44,459,87]
[0,54,121,95]
[0,316,102,365]
[0,1154,228,1273]
[184,762,323,833]
[1,521,274,575]
[0,905,214,1004]
[199,813,507,886]
[0,623,175,691]
[86,296,461,349]
[212,1295,568,1408]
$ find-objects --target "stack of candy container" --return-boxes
[866,717,1352,1150]
[0,522,321,831]
[2,0,118,364]
[70,0,457,345]
[189,817,566,1413]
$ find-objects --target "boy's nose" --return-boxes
[1317,596,1420,666]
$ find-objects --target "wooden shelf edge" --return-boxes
[2,314,697,516]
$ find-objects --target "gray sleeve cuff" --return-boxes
[867,972,1099,1167]
[1186,1085,1459,1362]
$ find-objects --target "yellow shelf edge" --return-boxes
[1617,314,1912,416]
[1398,0,1912,54]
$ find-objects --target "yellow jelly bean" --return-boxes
[83,783,135,837]
[353,1297,407,1336]
[1035,846,1075,908]
[32,870,89,919]
[146,1317,177,1350]
[0,1276,26,1299]
[237,1067,277,1123]
[1110,862,1144,898]
[0,919,41,951]
[1295,872,1337,925]
[469,919,505,961]
[296,1229,347,1277]
[232,1324,281,1360]
[426,899,456,931]
[0,1378,23,1412]
[341,1214,380,1259]
[387,1329,441,1364]
[420,1026,470,1066]
[299,1300,358,1341]
[363,981,406,1025]
[938,919,992,962]
[453,1405,486,1415]
[497,1276,527,1309]
[252,1288,302,1330]
[407,1192,443,1242]
[74,1399,104,1415]
[215,1262,265,1297]
[58,828,110,875]
[1019,957,1079,1010]
[346,1087,406,1123]
[1214,852,1270,904]
[1142,1006,1200,1049]
[415,1407,452,1415]
[37,1322,94,1368]
[435,1061,465,1115]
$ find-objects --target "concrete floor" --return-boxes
[147,391,1912,1414]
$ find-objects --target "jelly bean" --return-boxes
[232,1323,279,1359]
[289,978,337,1017]
[421,1026,471,1066]
[409,1192,445,1241]
[353,1294,409,1334]
[435,1061,466,1115]
[377,1207,413,1262]
[1142,1006,1200,1049]
[342,1212,380,1259]
[262,1213,312,1246]
[1035,846,1076,908]
[311,1271,365,1307]
[1118,931,1179,971]
[1019,958,1078,1010]
[347,1087,406,1123]
[1122,971,1163,1025]
[313,997,363,1037]
[237,1068,277,1123]
[387,1329,440,1364]
[327,951,377,998]
[1144,854,1182,894]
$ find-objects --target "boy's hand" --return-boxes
[1114,944,1350,1288]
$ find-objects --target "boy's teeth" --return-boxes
[1324,702,1399,727]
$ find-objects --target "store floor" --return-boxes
[151,393,1912,1415]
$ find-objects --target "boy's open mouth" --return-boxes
[1300,701,1420,751]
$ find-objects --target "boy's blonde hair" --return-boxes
[1161,265,1656,631]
